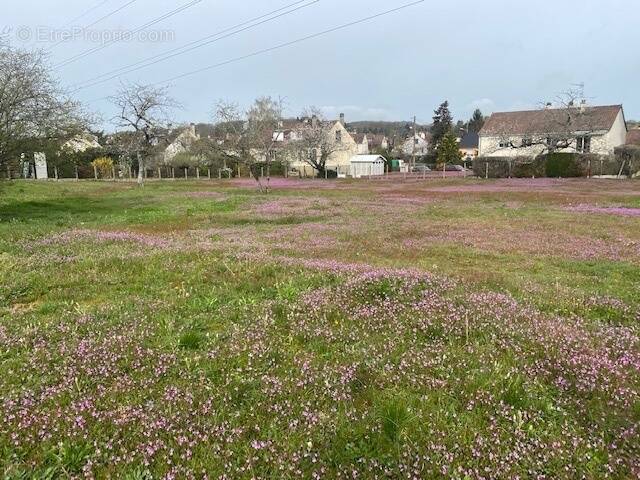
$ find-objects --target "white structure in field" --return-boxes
[34,153,48,180]
[479,104,627,157]
[349,155,386,178]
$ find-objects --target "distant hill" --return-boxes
[346,121,430,138]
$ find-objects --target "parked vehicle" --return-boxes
[411,164,431,173]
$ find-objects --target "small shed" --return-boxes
[350,155,386,178]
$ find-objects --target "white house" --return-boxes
[164,124,200,164]
[479,104,627,157]
[402,132,429,156]
[281,115,360,176]
[349,154,386,178]
[63,133,102,153]
[354,134,370,155]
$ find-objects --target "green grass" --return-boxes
[0,179,639,478]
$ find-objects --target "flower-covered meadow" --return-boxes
[1,178,639,479]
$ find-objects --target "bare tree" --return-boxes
[110,82,179,185]
[213,96,283,193]
[286,107,347,177]
[488,87,602,155]
[0,44,89,173]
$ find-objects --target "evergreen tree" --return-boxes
[430,101,453,152]
[437,131,463,167]
[468,109,485,133]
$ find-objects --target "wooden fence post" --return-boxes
[93,165,98,180]
[208,168,211,180]
[54,165,59,181]
[196,168,200,180]
[75,166,79,181]
[485,162,489,179]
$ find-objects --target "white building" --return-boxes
[164,124,200,164]
[402,132,429,156]
[479,104,627,157]
[281,115,360,176]
[349,154,386,178]
[62,133,102,153]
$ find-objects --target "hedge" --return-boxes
[474,152,637,178]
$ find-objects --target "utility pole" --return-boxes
[412,115,417,171]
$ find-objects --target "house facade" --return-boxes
[164,124,200,164]
[274,115,360,175]
[401,132,429,156]
[458,131,479,160]
[354,134,370,155]
[479,104,627,158]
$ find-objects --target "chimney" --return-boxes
[580,99,587,113]
[311,114,318,128]
[339,113,345,126]
[545,102,552,110]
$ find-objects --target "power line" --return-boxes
[54,0,204,68]
[81,0,424,104]
[154,1,424,87]
[47,0,139,50]
[70,0,319,91]
[65,0,112,27]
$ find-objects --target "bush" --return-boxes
[475,153,629,178]
[544,153,582,178]
[91,157,114,178]
[473,156,544,178]
[615,145,640,177]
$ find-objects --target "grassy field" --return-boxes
[1,178,639,479]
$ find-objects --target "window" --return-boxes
[522,137,533,147]
[499,139,511,148]
[576,136,591,153]
[414,138,420,145]
[335,130,342,143]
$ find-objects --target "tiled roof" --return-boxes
[626,129,640,145]
[480,105,623,136]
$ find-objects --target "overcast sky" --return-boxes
[4,0,639,129]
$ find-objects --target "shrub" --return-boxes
[615,145,640,177]
[544,153,582,177]
[91,157,114,178]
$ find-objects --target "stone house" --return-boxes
[273,115,360,175]
[479,104,627,157]
[354,134,370,155]
[401,132,429,156]
[163,124,200,164]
